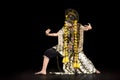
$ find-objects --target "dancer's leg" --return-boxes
[35,55,49,75]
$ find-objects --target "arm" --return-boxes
[82,23,92,31]
[45,29,58,37]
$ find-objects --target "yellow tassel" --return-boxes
[62,56,69,63]
[73,62,80,68]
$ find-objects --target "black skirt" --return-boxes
[44,48,59,59]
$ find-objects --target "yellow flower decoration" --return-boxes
[62,21,69,63]
[73,20,80,68]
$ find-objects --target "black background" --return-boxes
[0,0,120,75]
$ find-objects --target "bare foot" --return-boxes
[35,71,46,75]
[96,70,100,74]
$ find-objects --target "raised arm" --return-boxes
[82,23,92,31]
[45,29,58,37]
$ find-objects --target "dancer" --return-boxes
[35,8,100,75]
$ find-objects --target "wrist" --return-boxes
[46,33,49,36]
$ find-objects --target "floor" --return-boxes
[0,69,120,80]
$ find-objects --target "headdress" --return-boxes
[65,8,79,23]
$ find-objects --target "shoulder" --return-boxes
[77,23,84,29]
[57,27,63,34]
